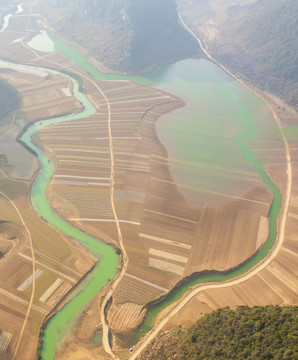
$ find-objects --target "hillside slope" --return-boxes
[208,0,298,108]
[139,305,298,360]
[0,78,21,121]
[38,0,200,73]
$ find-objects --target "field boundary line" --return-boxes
[0,287,46,313]
[18,253,76,283]
[31,248,82,276]
[144,209,197,224]
[124,273,169,292]
[151,177,270,205]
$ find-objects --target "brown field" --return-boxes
[1,71,82,121]
[0,4,297,360]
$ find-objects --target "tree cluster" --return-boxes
[139,305,298,360]
[213,0,298,108]
[180,306,297,360]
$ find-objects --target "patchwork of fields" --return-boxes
[36,76,278,338]
[22,37,282,341]
[0,2,297,359]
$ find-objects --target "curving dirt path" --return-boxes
[129,14,293,360]
[0,191,36,360]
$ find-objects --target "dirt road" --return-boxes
[0,191,36,360]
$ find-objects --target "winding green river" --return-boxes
[19,66,118,359]
[22,33,283,357]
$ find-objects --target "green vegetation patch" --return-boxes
[212,0,298,108]
[140,305,298,360]
[0,78,22,121]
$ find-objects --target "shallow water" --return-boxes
[27,30,55,52]
[143,59,280,204]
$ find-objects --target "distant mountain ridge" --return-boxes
[209,0,298,108]
[38,0,200,73]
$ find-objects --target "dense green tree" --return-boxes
[212,0,298,108]
[139,305,298,360]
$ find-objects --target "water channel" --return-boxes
[18,65,119,359]
[22,32,283,357]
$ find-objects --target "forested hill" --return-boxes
[210,0,298,108]
[38,0,200,73]
[139,305,298,360]
[0,78,21,121]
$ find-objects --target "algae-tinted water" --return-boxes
[27,30,55,52]
[24,34,284,356]
[50,33,281,204]
[130,60,283,344]
[19,67,118,360]
[143,59,282,204]
[53,36,149,84]
[134,103,282,342]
